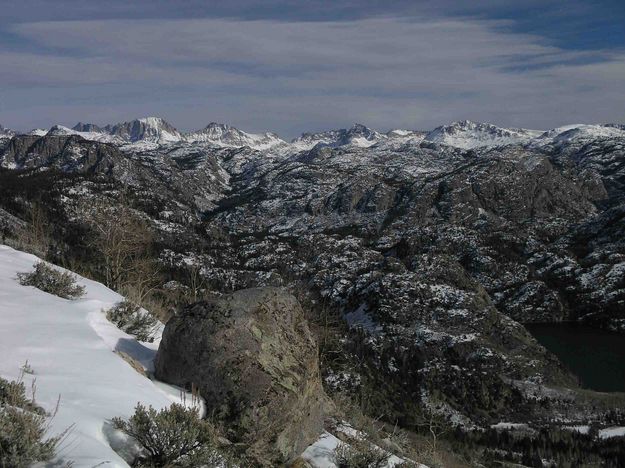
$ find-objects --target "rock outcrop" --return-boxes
[155,287,328,465]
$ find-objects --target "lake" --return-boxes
[526,322,625,393]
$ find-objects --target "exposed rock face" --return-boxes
[0,134,121,173]
[106,117,182,143]
[155,287,328,465]
[72,122,104,133]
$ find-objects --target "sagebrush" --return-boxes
[112,403,223,467]
[17,262,85,300]
[0,375,62,468]
[333,440,390,468]
[105,300,159,342]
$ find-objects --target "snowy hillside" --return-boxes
[0,245,415,468]
[0,246,196,467]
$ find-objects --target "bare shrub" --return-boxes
[105,300,159,343]
[413,412,449,467]
[185,262,206,303]
[17,262,85,300]
[13,202,51,258]
[112,403,223,467]
[122,257,162,305]
[87,200,167,321]
[87,202,155,293]
[333,440,390,468]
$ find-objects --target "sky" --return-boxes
[0,0,624,139]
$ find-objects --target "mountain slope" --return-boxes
[0,245,415,468]
[0,134,124,173]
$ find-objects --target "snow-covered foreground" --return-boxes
[0,244,426,467]
[0,245,192,467]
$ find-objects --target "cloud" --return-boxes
[1,16,623,136]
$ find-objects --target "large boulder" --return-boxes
[154,287,329,465]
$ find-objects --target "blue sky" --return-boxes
[0,0,623,138]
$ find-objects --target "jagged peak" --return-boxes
[47,124,79,135]
[204,122,232,130]
[105,116,182,143]
[136,116,172,127]
[72,122,104,133]
[348,123,373,132]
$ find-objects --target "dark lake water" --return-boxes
[526,323,625,393]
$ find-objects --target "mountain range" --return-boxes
[6,116,623,152]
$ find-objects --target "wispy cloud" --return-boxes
[1,16,623,136]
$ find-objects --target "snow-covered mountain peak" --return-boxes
[347,123,375,135]
[188,122,237,140]
[424,120,543,149]
[290,123,386,151]
[6,118,624,154]
[107,116,182,144]
[205,121,233,131]
[536,124,625,144]
[137,116,172,129]
[45,124,123,144]
[344,123,384,146]
[184,122,286,150]
[47,124,81,136]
